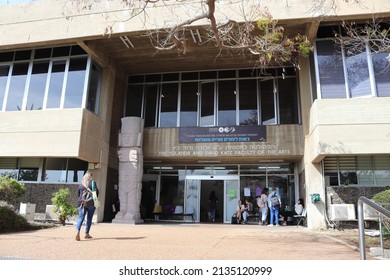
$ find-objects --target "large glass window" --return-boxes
[0,158,18,178]
[86,62,101,114]
[260,80,275,124]
[64,57,88,108]
[200,82,215,127]
[6,62,29,111]
[372,52,390,97]
[278,78,299,124]
[159,83,178,127]
[238,79,258,125]
[180,82,198,126]
[345,48,371,98]
[218,80,236,126]
[144,85,159,127]
[0,65,10,110]
[26,61,49,110]
[316,40,346,99]
[127,68,300,127]
[46,60,66,109]
[42,158,67,183]
[18,158,40,181]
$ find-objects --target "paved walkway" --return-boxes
[0,222,379,260]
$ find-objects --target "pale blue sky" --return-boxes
[0,0,41,6]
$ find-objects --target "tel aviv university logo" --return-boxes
[218,127,236,133]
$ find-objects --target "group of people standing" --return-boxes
[235,187,304,226]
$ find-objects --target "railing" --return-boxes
[357,196,390,260]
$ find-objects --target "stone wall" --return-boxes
[12,183,79,213]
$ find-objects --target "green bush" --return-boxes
[51,188,77,225]
[0,176,26,204]
[372,189,390,235]
[0,201,33,233]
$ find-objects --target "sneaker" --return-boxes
[267,224,274,227]
[75,233,80,241]
[85,234,93,239]
[276,224,280,227]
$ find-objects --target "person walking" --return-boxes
[267,187,281,226]
[75,171,99,241]
[208,190,218,222]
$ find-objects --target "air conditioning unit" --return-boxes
[330,204,356,221]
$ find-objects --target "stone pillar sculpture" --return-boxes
[112,117,144,224]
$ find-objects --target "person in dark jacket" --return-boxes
[75,171,99,241]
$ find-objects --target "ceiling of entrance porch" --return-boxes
[79,21,312,75]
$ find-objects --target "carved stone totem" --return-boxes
[112,117,144,224]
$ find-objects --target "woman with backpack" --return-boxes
[267,187,281,226]
[256,188,269,225]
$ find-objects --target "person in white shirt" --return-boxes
[267,187,281,226]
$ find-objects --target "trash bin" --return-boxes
[19,203,36,221]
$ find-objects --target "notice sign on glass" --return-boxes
[179,126,266,143]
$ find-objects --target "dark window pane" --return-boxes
[278,78,299,124]
[52,46,70,57]
[126,84,143,117]
[181,72,198,80]
[67,158,88,183]
[200,82,215,126]
[239,79,258,125]
[71,45,87,55]
[0,65,10,110]
[42,158,67,183]
[34,48,52,59]
[14,50,31,61]
[373,52,390,97]
[0,51,14,62]
[160,83,178,127]
[200,71,217,80]
[316,40,346,98]
[144,85,158,127]
[260,79,275,124]
[86,62,101,113]
[218,80,236,125]
[180,82,198,126]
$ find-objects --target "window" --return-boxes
[86,62,102,114]
[372,52,390,97]
[64,57,88,108]
[315,40,346,99]
[218,80,236,126]
[26,61,49,110]
[0,46,98,112]
[324,156,390,186]
[239,79,258,125]
[6,63,29,111]
[126,68,299,127]
[159,83,178,127]
[345,48,371,98]
[180,82,198,126]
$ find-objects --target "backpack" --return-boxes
[270,193,280,207]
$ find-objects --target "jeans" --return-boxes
[269,206,280,225]
[261,207,268,223]
[210,208,216,220]
[76,205,95,233]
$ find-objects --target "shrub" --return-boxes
[51,188,77,225]
[0,176,26,204]
[372,189,390,235]
[0,201,32,233]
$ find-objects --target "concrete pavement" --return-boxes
[0,222,378,260]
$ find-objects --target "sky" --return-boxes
[0,0,41,6]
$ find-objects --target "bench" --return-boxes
[153,205,195,222]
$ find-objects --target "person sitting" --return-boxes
[294,198,304,215]
[236,200,245,224]
[242,198,253,224]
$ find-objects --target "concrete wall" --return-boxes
[309,98,390,163]
[1,0,388,49]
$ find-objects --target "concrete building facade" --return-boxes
[0,0,389,229]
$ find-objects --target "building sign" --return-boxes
[179,126,266,143]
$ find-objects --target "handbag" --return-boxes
[91,181,100,208]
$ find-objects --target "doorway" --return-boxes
[200,180,224,223]
[185,175,239,223]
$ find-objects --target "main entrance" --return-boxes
[185,175,239,223]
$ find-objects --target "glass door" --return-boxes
[224,179,240,223]
[184,178,200,222]
[186,175,239,223]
